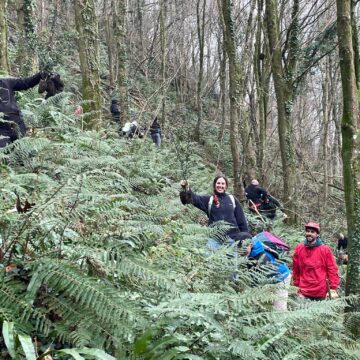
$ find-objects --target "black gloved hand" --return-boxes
[40,71,49,80]
[180,190,192,205]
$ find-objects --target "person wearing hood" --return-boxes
[292,222,339,300]
[246,239,291,310]
[179,175,251,251]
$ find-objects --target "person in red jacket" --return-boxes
[292,222,339,300]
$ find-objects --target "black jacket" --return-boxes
[150,118,161,135]
[180,189,249,240]
[337,237,348,251]
[0,73,42,141]
[110,102,121,122]
[245,184,268,204]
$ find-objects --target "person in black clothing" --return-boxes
[244,179,281,220]
[337,233,348,251]
[0,72,45,148]
[110,99,121,124]
[337,233,348,264]
[150,117,161,147]
[180,175,251,251]
[245,179,268,205]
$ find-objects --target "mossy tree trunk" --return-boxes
[105,0,115,88]
[114,0,129,123]
[74,0,102,129]
[265,0,299,223]
[159,0,166,136]
[254,0,270,182]
[0,0,9,75]
[194,0,206,142]
[217,32,227,143]
[218,0,243,197]
[238,0,257,184]
[15,0,38,75]
[320,59,331,215]
[336,0,360,317]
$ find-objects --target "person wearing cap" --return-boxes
[292,222,339,300]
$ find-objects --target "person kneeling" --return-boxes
[245,239,291,311]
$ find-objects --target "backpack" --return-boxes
[208,194,235,216]
[252,231,290,260]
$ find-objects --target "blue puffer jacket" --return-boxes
[189,190,249,240]
[249,240,290,283]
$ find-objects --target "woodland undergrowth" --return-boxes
[0,92,358,359]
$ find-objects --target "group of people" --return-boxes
[0,71,161,149]
[180,175,340,309]
[110,100,161,147]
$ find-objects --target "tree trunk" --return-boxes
[265,0,298,222]
[0,0,10,75]
[321,59,330,215]
[254,0,270,182]
[195,0,206,142]
[336,0,360,320]
[113,0,129,123]
[218,0,243,197]
[105,0,115,88]
[159,0,166,135]
[217,32,227,143]
[15,0,38,75]
[239,0,257,184]
[74,0,102,129]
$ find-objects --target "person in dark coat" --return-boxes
[0,72,45,148]
[337,233,348,251]
[244,179,280,219]
[337,233,348,264]
[149,117,161,147]
[245,179,268,205]
[180,175,251,251]
[110,99,121,124]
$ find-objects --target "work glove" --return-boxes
[179,180,192,205]
[40,71,49,80]
[180,190,192,205]
[328,289,339,300]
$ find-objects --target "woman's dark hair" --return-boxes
[213,175,229,190]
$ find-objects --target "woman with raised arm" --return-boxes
[180,175,250,251]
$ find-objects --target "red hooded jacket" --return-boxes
[292,241,339,298]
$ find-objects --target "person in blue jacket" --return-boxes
[246,239,291,310]
[180,175,251,251]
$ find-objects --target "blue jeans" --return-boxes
[0,136,11,148]
[206,238,239,275]
[151,133,161,147]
